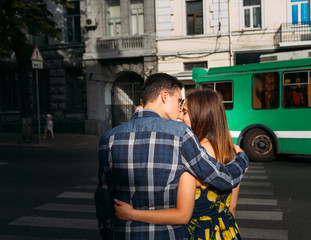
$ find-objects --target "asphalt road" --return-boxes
[0,147,310,240]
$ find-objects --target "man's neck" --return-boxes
[143,103,166,119]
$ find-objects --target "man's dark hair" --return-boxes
[141,73,183,105]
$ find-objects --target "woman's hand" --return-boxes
[114,199,135,220]
[234,144,243,153]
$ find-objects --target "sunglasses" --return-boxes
[179,99,185,110]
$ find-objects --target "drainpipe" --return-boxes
[227,0,233,66]
[84,0,89,38]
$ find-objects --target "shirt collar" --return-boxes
[130,109,161,120]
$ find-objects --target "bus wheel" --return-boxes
[244,129,275,162]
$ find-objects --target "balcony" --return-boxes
[87,34,156,59]
[275,22,311,48]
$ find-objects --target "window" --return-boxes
[290,0,309,24]
[66,69,85,111]
[130,0,144,35]
[252,72,280,109]
[283,71,311,108]
[66,1,81,42]
[106,0,121,37]
[184,62,207,71]
[0,72,19,111]
[243,0,261,29]
[201,81,233,110]
[186,0,203,35]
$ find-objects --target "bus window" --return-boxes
[283,71,310,108]
[201,81,233,110]
[252,72,280,109]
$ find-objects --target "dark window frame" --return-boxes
[199,81,234,110]
[66,1,81,43]
[0,72,20,112]
[252,72,280,110]
[243,0,262,29]
[282,70,311,109]
[65,68,85,112]
[184,61,207,72]
[186,0,203,35]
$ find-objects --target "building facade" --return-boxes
[1,0,311,135]
[0,0,86,134]
[82,0,157,135]
[156,0,311,88]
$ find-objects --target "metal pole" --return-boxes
[228,0,233,66]
[36,69,41,144]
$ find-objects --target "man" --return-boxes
[96,73,249,239]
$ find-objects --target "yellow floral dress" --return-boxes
[187,184,242,240]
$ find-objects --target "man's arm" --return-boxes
[181,128,249,191]
[95,135,114,230]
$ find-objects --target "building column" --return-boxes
[120,0,130,36]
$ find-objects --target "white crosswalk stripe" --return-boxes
[35,203,96,213]
[240,228,288,240]
[238,197,277,206]
[238,163,288,240]
[236,210,283,220]
[9,216,98,230]
[56,191,93,199]
[7,177,99,239]
[241,181,271,187]
[239,188,273,195]
[5,162,288,240]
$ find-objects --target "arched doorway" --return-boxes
[112,71,143,127]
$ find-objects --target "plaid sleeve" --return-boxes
[98,135,113,189]
[181,128,249,191]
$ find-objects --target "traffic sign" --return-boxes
[32,61,43,69]
[31,46,44,62]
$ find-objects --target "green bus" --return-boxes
[192,58,311,162]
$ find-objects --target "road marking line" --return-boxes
[249,166,265,169]
[249,162,264,166]
[241,182,271,187]
[35,204,95,213]
[239,189,273,195]
[236,210,283,220]
[246,169,267,174]
[243,175,268,180]
[0,162,9,165]
[74,185,97,190]
[238,198,277,206]
[0,235,80,240]
[239,227,288,240]
[56,192,93,199]
[8,216,97,230]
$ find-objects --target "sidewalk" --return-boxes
[0,133,100,149]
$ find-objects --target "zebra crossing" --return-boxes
[7,178,100,239]
[5,163,288,240]
[237,162,288,240]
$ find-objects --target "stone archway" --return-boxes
[111,71,143,127]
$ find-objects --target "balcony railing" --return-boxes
[96,35,153,52]
[275,22,311,45]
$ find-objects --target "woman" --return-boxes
[114,89,242,240]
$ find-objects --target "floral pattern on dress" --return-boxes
[188,184,242,240]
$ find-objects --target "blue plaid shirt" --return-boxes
[98,109,249,240]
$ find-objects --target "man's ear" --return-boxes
[160,90,169,104]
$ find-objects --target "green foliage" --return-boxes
[0,0,69,63]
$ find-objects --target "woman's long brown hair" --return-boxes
[186,89,236,165]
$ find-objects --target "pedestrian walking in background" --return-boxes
[42,111,54,139]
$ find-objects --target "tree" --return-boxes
[0,0,70,141]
